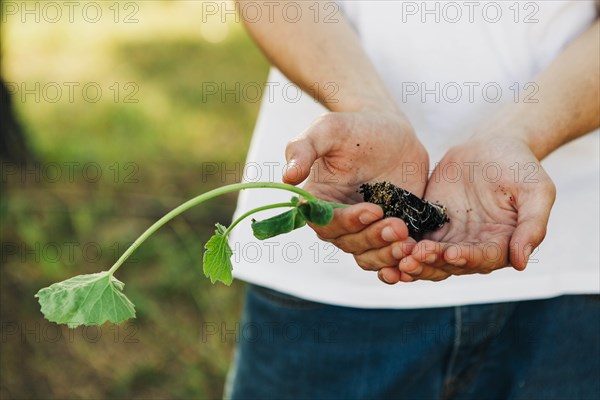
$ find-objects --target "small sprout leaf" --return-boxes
[251,208,306,240]
[35,271,136,328]
[298,199,334,226]
[203,223,234,285]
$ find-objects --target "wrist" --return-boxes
[468,129,547,163]
[472,114,551,160]
[328,86,400,115]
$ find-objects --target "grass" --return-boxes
[1,1,269,398]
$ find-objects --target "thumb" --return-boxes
[283,137,319,185]
[509,181,556,271]
[283,114,342,185]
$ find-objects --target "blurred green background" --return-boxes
[1,1,269,398]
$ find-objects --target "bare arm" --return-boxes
[236,0,396,113]
[480,20,600,159]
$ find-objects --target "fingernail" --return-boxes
[284,159,301,180]
[453,258,467,266]
[378,270,392,285]
[408,265,423,275]
[285,159,297,170]
[424,254,436,264]
[381,226,398,242]
[359,212,379,225]
[399,259,422,275]
[392,245,404,259]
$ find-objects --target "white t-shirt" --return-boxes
[230,1,600,308]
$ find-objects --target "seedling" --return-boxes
[36,181,448,328]
[35,182,345,328]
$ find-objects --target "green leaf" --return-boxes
[35,271,136,328]
[203,223,233,285]
[251,208,306,240]
[298,199,334,226]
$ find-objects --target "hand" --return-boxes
[283,111,428,270]
[284,111,428,201]
[378,136,556,284]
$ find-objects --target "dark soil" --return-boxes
[359,182,449,239]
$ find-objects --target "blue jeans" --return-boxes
[225,285,600,399]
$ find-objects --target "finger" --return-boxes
[412,240,508,273]
[509,180,556,271]
[354,240,416,271]
[408,240,446,267]
[311,202,384,240]
[378,267,402,285]
[445,241,508,272]
[399,257,452,282]
[399,271,415,282]
[412,264,452,282]
[333,218,409,254]
[401,247,471,277]
[283,113,346,185]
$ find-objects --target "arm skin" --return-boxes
[484,20,600,160]
[237,0,427,265]
[236,1,395,113]
[377,19,600,284]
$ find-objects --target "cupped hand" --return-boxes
[283,111,428,271]
[378,136,556,284]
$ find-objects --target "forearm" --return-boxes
[478,19,600,160]
[236,0,397,113]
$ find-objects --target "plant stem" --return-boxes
[223,202,295,237]
[107,182,317,275]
